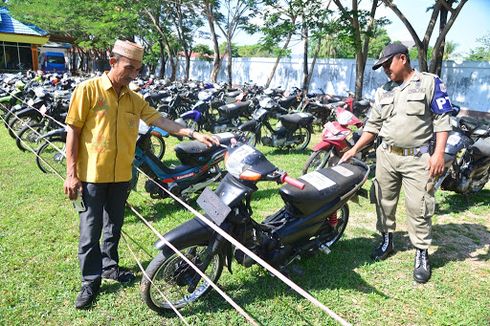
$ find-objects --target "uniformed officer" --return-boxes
[340,43,453,283]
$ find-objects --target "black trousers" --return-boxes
[78,182,129,282]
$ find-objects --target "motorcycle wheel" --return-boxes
[141,243,224,313]
[186,119,201,132]
[302,148,337,175]
[16,123,44,152]
[35,138,66,175]
[149,133,166,160]
[8,115,39,139]
[321,204,349,248]
[243,130,258,147]
[291,127,311,150]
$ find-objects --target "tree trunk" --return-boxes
[355,55,366,100]
[431,5,448,75]
[204,1,221,82]
[158,40,166,78]
[418,47,429,72]
[168,55,177,81]
[226,40,233,85]
[305,39,322,94]
[355,0,378,100]
[184,52,191,81]
[265,31,293,88]
[301,24,309,93]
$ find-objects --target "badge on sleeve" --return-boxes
[431,77,453,114]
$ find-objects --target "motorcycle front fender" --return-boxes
[154,217,214,255]
[180,110,202,122]
[14,107,42,120]
[312,139,346,152]
[38,127,67,141]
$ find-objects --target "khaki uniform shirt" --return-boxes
[364,70,452,148]
[65,73,161,183]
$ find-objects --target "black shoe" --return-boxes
[413,248,431,283]
[370,232,394,261]
[102,266,135,285]
[75,280,100,309]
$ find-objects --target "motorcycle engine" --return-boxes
[145,180,181,199]
[212,124,228,133]
[272,134,286,147]
[261,135,273,146]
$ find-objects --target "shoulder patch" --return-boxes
[431,76,454,115]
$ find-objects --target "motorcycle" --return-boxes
[176,89,253,134]
[302,104,375,174]
[239,97,314,150]
[140,140,370,312]
[437,115,490,193]
[130,127,233,200]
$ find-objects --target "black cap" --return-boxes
[372,43,409,70]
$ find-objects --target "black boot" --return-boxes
[75,279,101,309]
[413,248,431,283]
[370,232,394,261]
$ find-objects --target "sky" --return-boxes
[230,0,490,58]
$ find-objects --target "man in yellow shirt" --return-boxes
[64,40,218,309]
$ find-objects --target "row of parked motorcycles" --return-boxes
[1,71,489,314]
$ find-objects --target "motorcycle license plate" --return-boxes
[197,187,231,225]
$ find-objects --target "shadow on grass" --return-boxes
[117,221,489,320]
[124,195,200,224]
[436,189,490,214]
[431,222,490,268]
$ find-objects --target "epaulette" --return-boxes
[421,72,439,79]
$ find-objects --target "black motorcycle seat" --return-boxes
[146,92,170,104]
[279,112,314,129]
[472,136,490,157]
[225,90,241,98]
[278,95,298,109]
[459,116,482,132]
[217,101,251,117]
[174,141,222,166]
[280,163,366,216]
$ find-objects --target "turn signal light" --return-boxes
[239,170,261,181]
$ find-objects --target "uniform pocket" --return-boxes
[406,92,426,115]
[421,193,435,217]
[379,96,394,119]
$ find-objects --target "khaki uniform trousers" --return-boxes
[374,145,435,249]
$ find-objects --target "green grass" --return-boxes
[0,127,489,325]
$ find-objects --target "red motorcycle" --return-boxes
[302,104,375,174]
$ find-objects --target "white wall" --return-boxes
[171,57,490,115]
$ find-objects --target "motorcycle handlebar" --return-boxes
[280,173,305,190]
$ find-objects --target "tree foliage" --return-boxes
[466,33,490,61]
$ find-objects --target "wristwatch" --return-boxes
[189,130,195,139]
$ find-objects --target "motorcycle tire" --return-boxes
[185,119,201,132]
[321,204,349,248]
[150,133,166,160]
[8,115,40,139]
[35,138,66,175]
[243,130,258,147]
[302,148,336,175]
[141,243,224,313]
[291,127,311,151]
[16,123,44,152]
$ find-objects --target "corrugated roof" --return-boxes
[0,7,48,36]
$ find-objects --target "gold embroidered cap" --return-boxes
[112,40,144,62]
